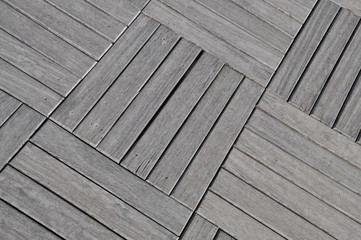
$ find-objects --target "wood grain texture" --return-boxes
[127,0,150,9]
[215,230,236,240]
[0,167,124,240]
[31,121,192,235]
[263,0,315,22]
[330,0,361,16]
[0,1,95,78]
[172,77,263,209]
[180,214,218,240]
[51,14,159,131]
[11,143,177,240]
[74,26,179,146]
[143,0,273,86]
[122,52,223,178]
[148,66,243,194]
[98,39,201,162]
[268,0,339,99]
[0,90,21,126]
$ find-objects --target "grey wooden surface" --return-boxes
[0,90,21,127]
[180,214,218,240]
[214,230,236,240]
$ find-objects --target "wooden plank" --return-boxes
[0,1,95,78]
[0,90,21,126]
[31,121,192,235]
[160,0,283,70]
[11,143,177,240]
[86,0,139,25]
[312,23,361,127]
[180,214,218,240]
[74,26,179,146]
[46,0,126,42]
[268,0,339,99]
[197,192,284,240]
[258,91,361,170]
[127,0,150,9]
[172,77,263,209]
[51,14,159,131]
[330,0,361,16]
[289,9,360,113]
[0,200,61,240]
[196,0,292,53]
[215,230,236,240]
[0,58,63,116]
[148,66,243,194]
[121,52,223,178]
[263,0,314,22]
[0,29,79,97]
[246,109,361,195]
[98,39,201,162]
[143,0,273,86]
[223,148,361,240]
[0,167,124,240]
[5,0,111,60]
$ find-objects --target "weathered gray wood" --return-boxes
[312,23,361,127]
[98,39,201,162]
[258,91,361,170]
[160,0,283,70]
[0,167,124,240]
[268,0,339,99]
[31,121,192,235]
[74,26,179,146]
[5,0,111,60]
[0,58,63,116]
[143,0,273,86]
[45,0,126,42]
[51,14,159,131]
[246,109,361,195]
[231,0,301,37]
[236,129,361,225]
[0,1,95,78]
[172,77,263,209]
[86,0,139,25]
[197,192,284,240]
[0,90,21,126]
[330,0,361,16]
[224,148,361,239]
[0,105,44,170]
[180,214,218,240]
[196,0,292,53]
[289,9,360,113]
[213,168,334,240]
[0,29,79,97]
[0,200,61,240]
[127,0,150,9]
[263,0,314,22]
[215,230,236,240]
[148,66,243,194]
[11,143,177,240]
[122,52,223,178]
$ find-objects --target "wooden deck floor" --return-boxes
[1,0,361,239]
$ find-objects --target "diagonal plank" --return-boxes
[0,90,21,127]
[215,230,236,240]
[180,214,218,240]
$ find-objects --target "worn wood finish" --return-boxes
[74,26,179,146]
[98,39,201,162]
[0,90,21,126]
[122,52,223,178]
[127,0,150,9]
[180,214,218,240]
[51,14,159,131]
[148,66,243,194]
[214,230,236,240]
[172,78,263,209]
[263,0,315,22]
[331,0,361,16]
[11,143,177,240]
[31,121,192,235]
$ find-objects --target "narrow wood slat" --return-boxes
[312,23,361,127]
[5,0,111,60]
[197,191,284,240]
[331,0,361,16]
[0,200,61,240]
[0,167,124,240]
[263,0,314,22]
[289,9,359,113]
[51,14,159,131]
[122,52,223,178]
[148,66,242,194]
[74,26,179,146]
[215,230,236,240]
[0,1,95,78]
[0,90,21,126]
[127,0,150,9]
[11,143,177,240]
[180,214,218,240]
[172,77,263,209]
[31,121,192,235]
[268,0,339,99]
[0,29,79,97]
[224,148,361,239]
[143,0,273,86]
[98,39,201,162]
